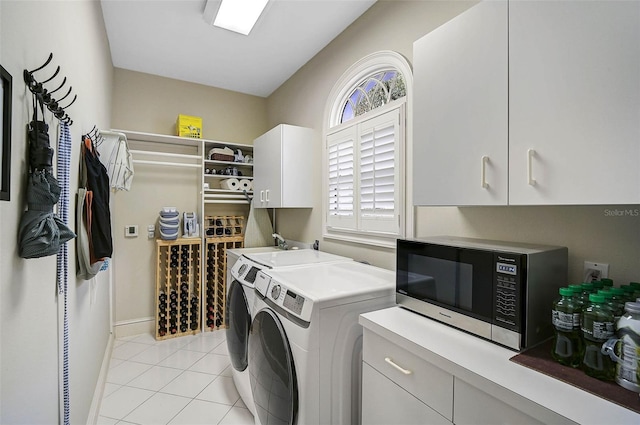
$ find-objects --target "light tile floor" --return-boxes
[97,329,254,425]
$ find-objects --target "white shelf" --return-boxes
[204,159,253,167]
[203,174,253,180]
[115,128,253,149]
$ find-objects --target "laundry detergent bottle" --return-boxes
[602,301,640,393]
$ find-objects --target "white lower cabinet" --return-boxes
[362,330,453,424]
[361,328,576,425]
[362,362,452,425]
[453,379,543,425]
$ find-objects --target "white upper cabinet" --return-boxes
[509,0,640,205]
[413,0,640,206]
[413,0,508,206]
[252,124,315,208]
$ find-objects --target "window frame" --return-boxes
[323,51,414,249]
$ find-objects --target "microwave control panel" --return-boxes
[494,254,523,330]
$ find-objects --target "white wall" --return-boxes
[0,1,113,423]
[267,1,640,285]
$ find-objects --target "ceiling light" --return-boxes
[209,0,269,36]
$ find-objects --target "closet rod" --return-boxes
[132,159,201,168]
[129,150,201,160]
[204,200,250,204]
[203,193,248,199]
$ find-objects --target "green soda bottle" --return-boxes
[551,287,583,367]
[592,280,605,292]
[581,293,616,380]
[598,290,624,323]
[601,278,614,288]
[579,282,596,305]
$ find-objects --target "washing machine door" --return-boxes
[226,280,251,371]
[249,309,298,425]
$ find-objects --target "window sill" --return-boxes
[323,229,398,250]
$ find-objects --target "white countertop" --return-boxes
[359,306,640,425]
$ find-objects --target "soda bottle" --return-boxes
[579,282,596,305]
[551,287,583,367]
[581,293,616,380]
[598,290,624,323]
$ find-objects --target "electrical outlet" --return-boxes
[584,261,609,282]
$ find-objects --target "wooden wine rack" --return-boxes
[204,215,245,238]
[204,236,244,331]
[155,238,201,340]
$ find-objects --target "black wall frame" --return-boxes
[0,64,12,201]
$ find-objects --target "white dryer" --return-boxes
[248,261,395,425]
[226,249,351,417]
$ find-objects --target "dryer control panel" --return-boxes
[255,270,311,322]
[282,289,305,315]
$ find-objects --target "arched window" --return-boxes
[323,51,412,247]
[340,71,406,123]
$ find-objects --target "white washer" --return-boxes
[226,249,351,417]
[248,261,395,425]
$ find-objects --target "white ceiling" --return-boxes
[101,0,377,98]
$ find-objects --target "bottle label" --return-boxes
[552,310,579,331]
[592,321,615,340]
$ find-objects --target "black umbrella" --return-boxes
[18,100,75,259]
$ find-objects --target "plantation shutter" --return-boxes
[359,109,400,234]
[327,127,357,230]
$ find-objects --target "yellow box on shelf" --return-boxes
[176,114,202,139]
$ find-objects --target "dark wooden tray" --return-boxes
[510,338,640,414]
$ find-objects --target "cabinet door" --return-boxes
[361,362,452,425]
[253,126,282,208]
[413,0,508,206]
[280,125,314,208]
[509,0,640,205]
[453,378,575,425]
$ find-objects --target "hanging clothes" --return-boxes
[103,131,134,191]
[76,134,112,279]
[83,136,113,260]
[18,96,75,259]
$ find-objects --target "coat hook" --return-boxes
[49,76,67,95]
[56,86,73,103]
[27,53,53,74]
[59,94,77,110]
[41,66,60,84]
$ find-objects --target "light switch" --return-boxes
[147,225,155,239]
[125,225,138,238]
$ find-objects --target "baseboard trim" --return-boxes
[86,333,114,425]
[114,317,154,338]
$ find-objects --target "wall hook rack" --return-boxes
[23,53,76,125]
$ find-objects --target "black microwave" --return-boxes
[396,236,568,351]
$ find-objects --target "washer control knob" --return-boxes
[238,264,247,275]
[271,285,281,300]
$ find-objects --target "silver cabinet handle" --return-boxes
[384,357,412,375]
[481,155,489,189]
[260,190,265,202]
[527,149,537,186]
[265,189,270,202]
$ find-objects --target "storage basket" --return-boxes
[208,146,235,162]
[176,114,202,139]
